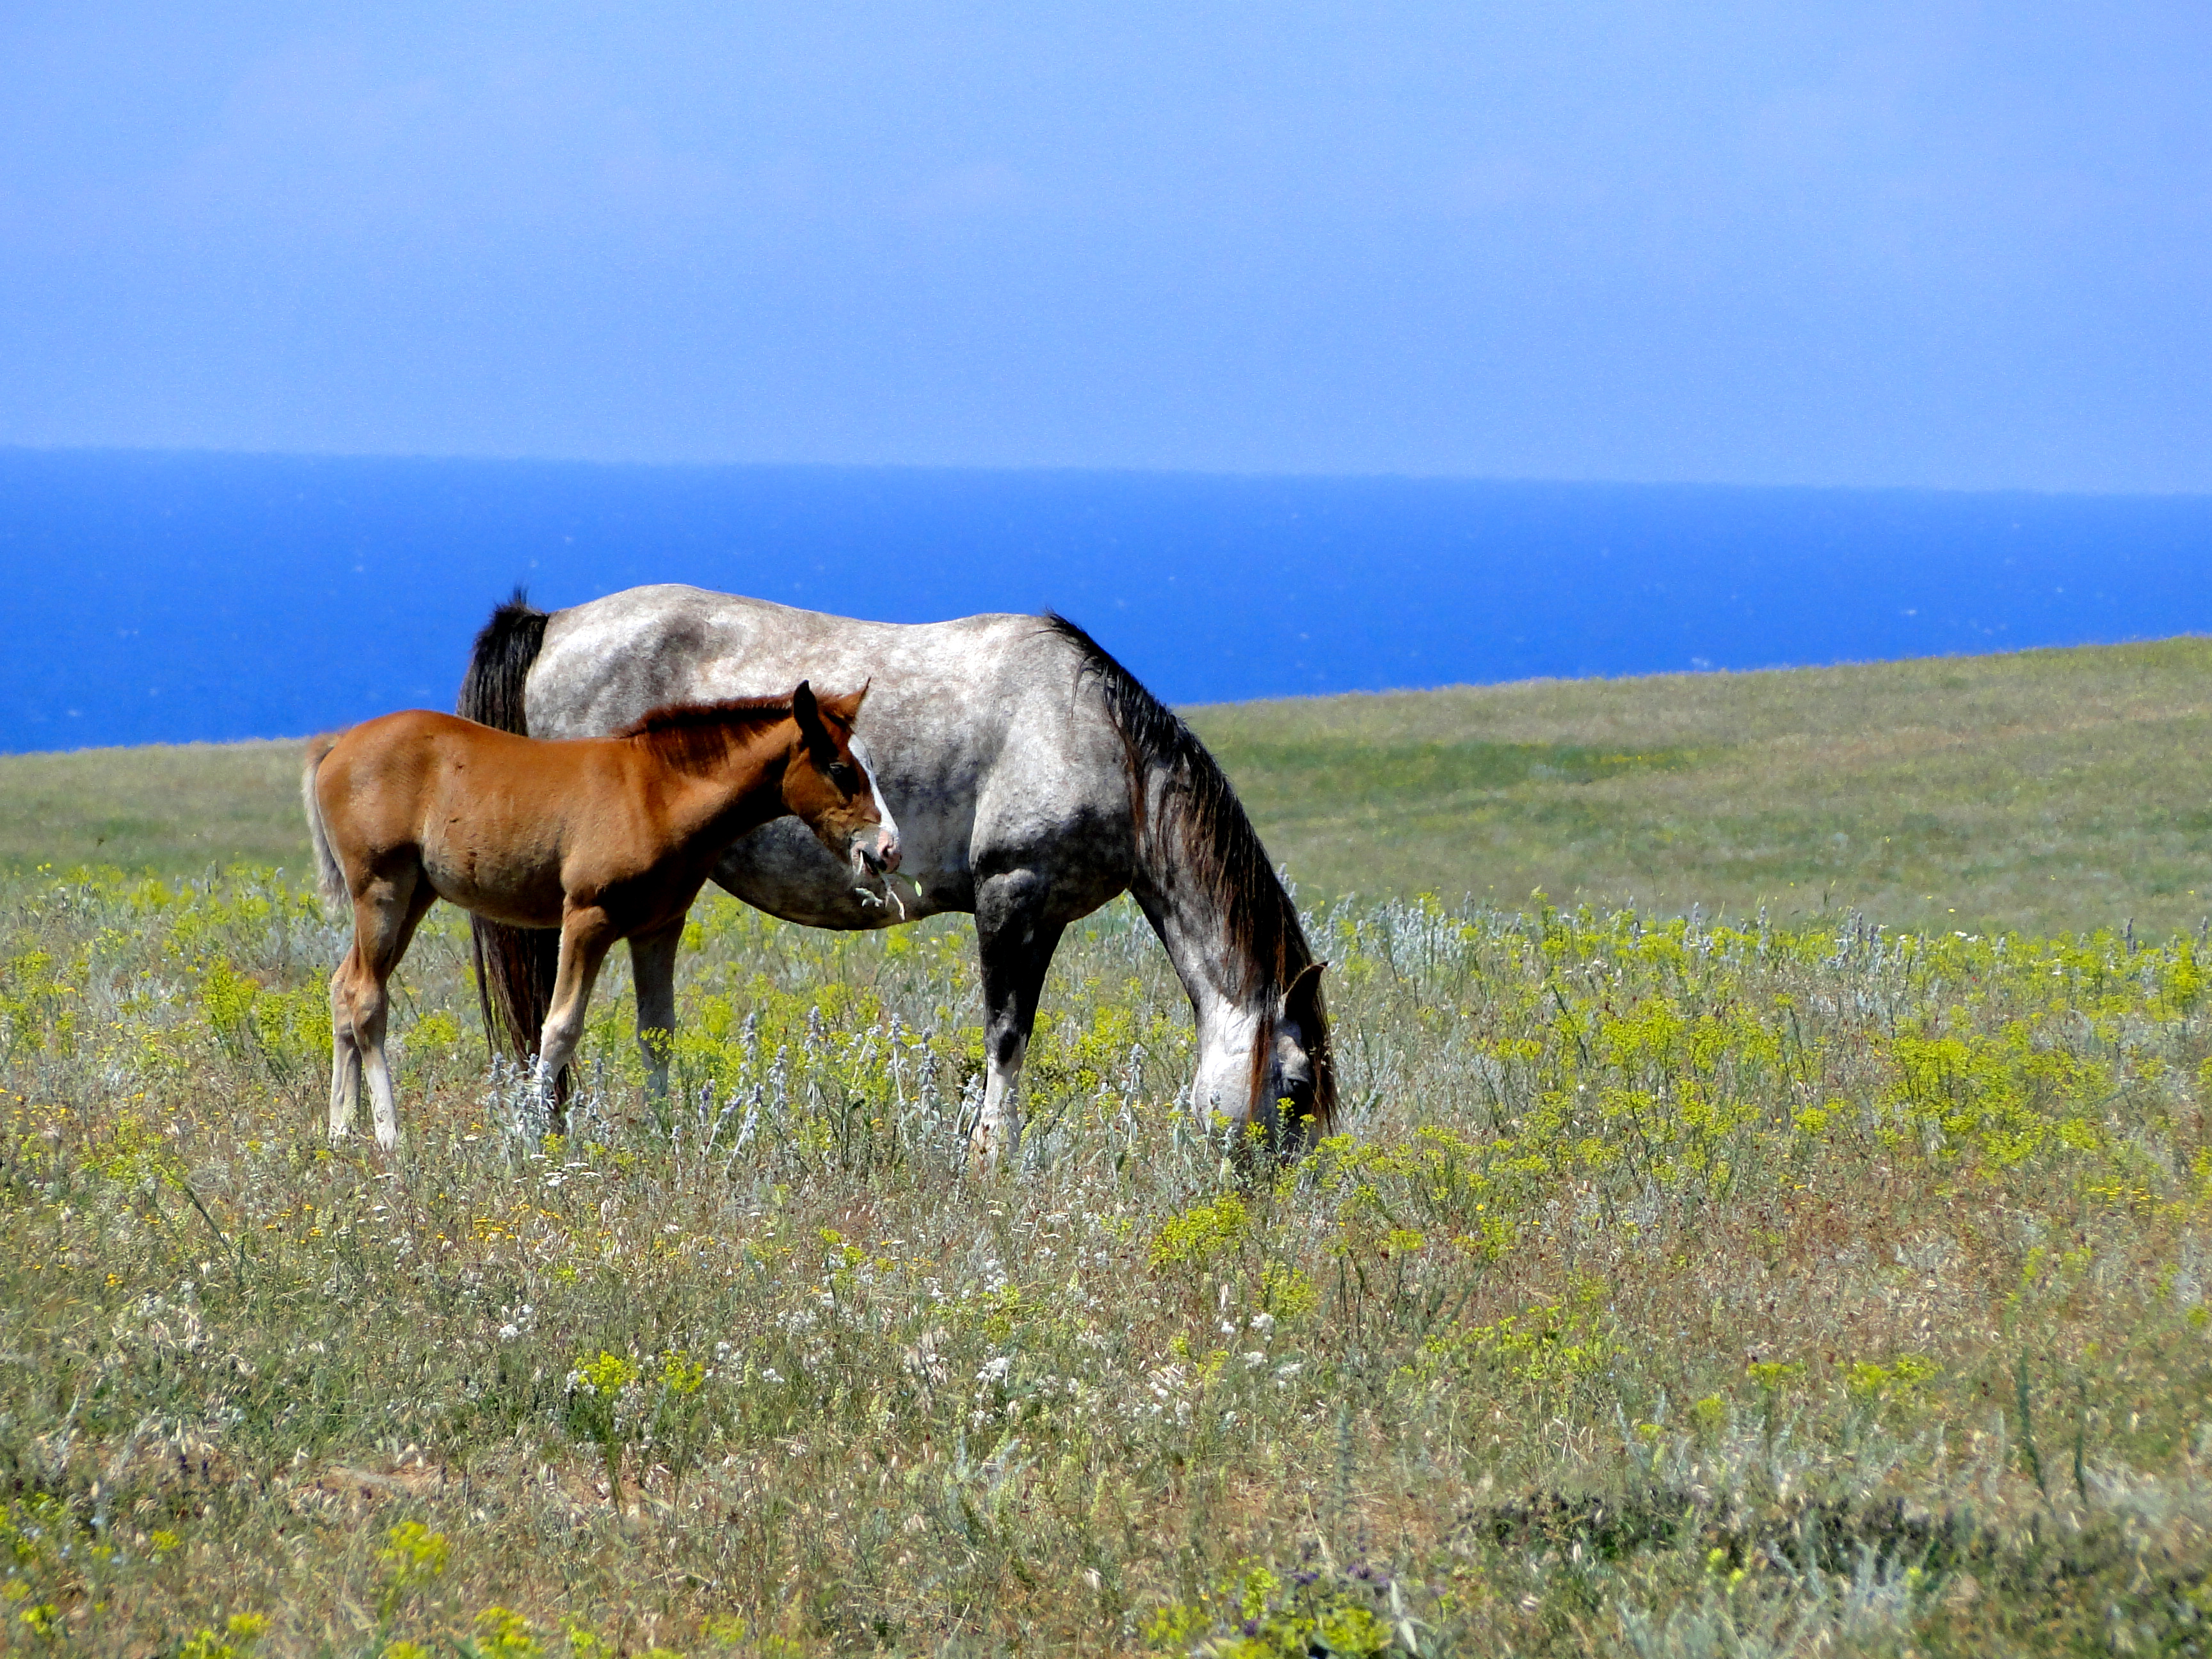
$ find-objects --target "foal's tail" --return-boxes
[301,735,348,909]
[457,589,560,1073]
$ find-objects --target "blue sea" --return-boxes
[2,448,2209,755]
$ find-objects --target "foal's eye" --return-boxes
[828,763,859,790]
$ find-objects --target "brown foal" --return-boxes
[303,682,899,1148]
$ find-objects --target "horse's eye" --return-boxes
[828,763,858,790]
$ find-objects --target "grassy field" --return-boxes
[1185,635,2212,938]
[6,636,2209,936]
[0,739,305,876]
[3,641,2211,1654]
[3,868,2209,1654]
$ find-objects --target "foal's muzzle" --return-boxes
[856,828,902,875]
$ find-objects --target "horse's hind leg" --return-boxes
[970,871,1065,1170]
[629,919,685,1106]
[335,865,435,1150]
[328,946,365,1141]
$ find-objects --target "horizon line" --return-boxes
[4,441,2209,506]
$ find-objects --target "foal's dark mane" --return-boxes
[1042,613,1336,1133]
[615,696,796,776]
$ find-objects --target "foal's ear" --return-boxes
[791,680,838,761]
[1281,960,1327,1025]
[816,678,870,725]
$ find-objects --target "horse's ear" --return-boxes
[817,679,870,725]
[1281,960,1327,1024]
[792,680,837,760]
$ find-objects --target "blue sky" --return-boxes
[3,3,2207,490]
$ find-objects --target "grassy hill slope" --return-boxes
[6,635,2208,934]
[6,643,2212,1649]
[1187,634,2212,936]
[0,738,305,875]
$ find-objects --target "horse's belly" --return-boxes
[710,820,968,929]
[418,831,566,929]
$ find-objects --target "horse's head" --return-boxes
[1253,958,1333,1158]
[784,681,902,877]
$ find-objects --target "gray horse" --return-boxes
[458,584,1333,1164]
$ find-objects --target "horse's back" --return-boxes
[327,709,571,794]
[321,709,469,800]
[323,709,577,847]
[532,586,1046,729]
[527,586,1135,924]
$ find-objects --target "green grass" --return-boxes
[0,739,307,877]
[5,640,2211,1651]
[3,867,2210,1654]
[8,636,2209,936]
[1186,635,2212,935]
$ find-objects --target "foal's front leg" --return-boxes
[536,906,617,1130]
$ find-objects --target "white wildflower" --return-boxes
[904,1329,949,1388]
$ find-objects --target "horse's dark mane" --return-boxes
[1041,613,1336,1134]
[615,696,796,776]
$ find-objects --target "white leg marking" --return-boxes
[968,1036,1027,1169]
[328,977,359,1141]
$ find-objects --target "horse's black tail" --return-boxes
[457,590,563,1095]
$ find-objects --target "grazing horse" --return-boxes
[459,586,1334,1165]
[303,683,898,1149]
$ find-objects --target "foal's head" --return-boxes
[784,681,902,877]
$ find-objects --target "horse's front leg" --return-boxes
[629,919,685,1107]
[970,871,1065,1171]
[536,907,616,1132]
